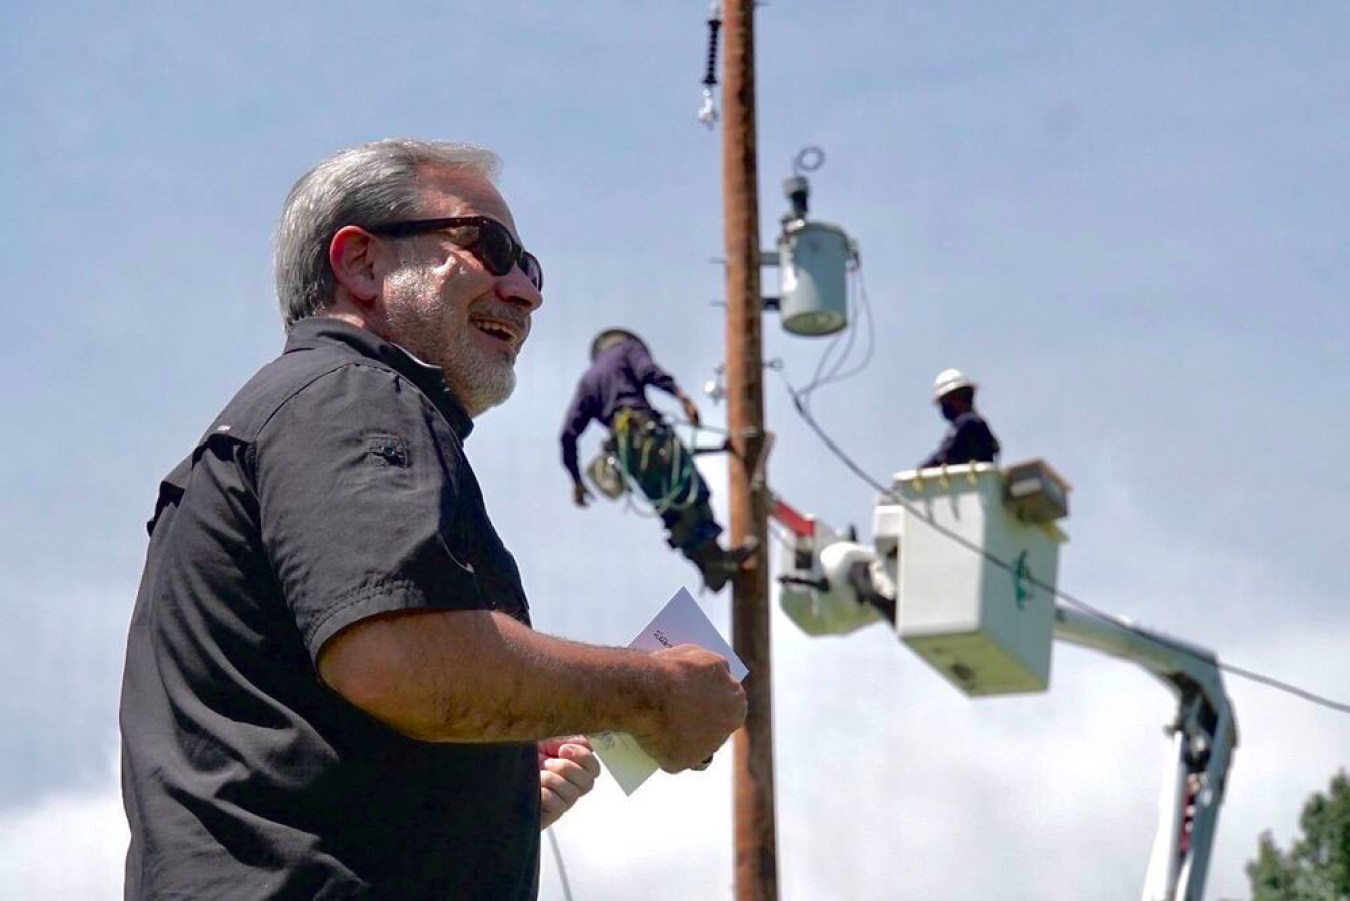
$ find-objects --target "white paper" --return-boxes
[590,587,748,795]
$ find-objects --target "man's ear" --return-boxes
[329,226,388,306]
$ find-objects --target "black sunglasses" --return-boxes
[367,216,543,291]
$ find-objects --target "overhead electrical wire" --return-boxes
[775,371,1350,716]
[546,828,575,901]
[792,265,878,413]
[660,235,1343,713]
[817,268,877,392]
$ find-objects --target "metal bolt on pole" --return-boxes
[720,0,780,899]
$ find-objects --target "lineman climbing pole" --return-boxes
[720,1,780,899]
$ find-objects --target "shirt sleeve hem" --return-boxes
[304,575,487,663]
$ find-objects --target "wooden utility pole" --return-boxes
[721,1,779,899]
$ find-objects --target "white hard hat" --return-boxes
[932,368,976,401]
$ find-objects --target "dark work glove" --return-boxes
[572,482,594,508]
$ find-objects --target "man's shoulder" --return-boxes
[954,410,990,428]
[573,358,610,400]
[206,345,409,446]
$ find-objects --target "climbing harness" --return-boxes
[582,410,748,520]
[610,408,702,516]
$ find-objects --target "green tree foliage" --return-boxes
[1246,770,1350,901]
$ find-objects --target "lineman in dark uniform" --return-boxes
[560,328,756,591]
[922,368,1001,467]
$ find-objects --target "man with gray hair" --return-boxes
[119,139,746,900]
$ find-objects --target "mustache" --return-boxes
[470,304,531,332]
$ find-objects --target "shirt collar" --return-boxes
[284,316,475,440]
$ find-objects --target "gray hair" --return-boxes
[274,139,500,327]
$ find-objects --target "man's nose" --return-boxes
[496,265,543,312]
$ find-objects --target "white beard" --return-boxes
[440,324,516,417]
[385,260,516,417]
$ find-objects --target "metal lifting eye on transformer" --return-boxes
[759,144,859,337]
[793,144,825,175]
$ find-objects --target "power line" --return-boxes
[793,265,877,412]
[546,828,575,901]
[812,266,877,395]
[1210,660,1350,714]
[778,378,1350,716]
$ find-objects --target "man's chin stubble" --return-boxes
[445,359,516,417]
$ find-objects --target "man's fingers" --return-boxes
[538,738,598,831]
[540,788,567,814]
[540,736,596,760]
[539,789,568,830]
[557,742,602,779]
[538,735,578,757]
[540,769,584,806]
[544,757,597,793]
[550,734,592,751]
[540,776,581,808]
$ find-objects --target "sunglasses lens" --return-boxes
[480,220,543,290]
[472,220,515,276]
[520,253,543,291]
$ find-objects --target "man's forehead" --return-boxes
[417,166,519,235]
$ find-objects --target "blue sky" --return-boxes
[2,3,1347,899]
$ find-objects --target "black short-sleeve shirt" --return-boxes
[119,318,540,900]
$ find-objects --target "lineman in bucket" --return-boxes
[560,328,757,591]
[921,368,1001,467]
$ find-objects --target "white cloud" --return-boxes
[539,604,1349,901]
[0,761,126,901]
[3,9,1347,901]
[2,608,1342,901]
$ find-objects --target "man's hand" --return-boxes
[571,482,593,508]
[677,392,702,428]
[538,736,601,830]
[636,644,746,773]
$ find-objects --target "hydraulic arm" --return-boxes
[771,461,1238,901]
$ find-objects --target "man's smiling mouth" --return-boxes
[469,315,525,349]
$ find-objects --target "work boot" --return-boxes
[687,536,761,592]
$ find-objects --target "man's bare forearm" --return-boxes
[319,608,665,743]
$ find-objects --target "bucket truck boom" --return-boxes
[771,459,1237,901]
